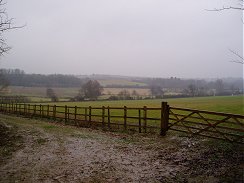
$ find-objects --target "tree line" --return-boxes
[0,69,87,87]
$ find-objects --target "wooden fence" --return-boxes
[169,107,244,144]
[0,102,243,144]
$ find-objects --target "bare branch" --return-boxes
[230,60,244,64]
[206,1,244,12]
[228,49,244,64]
[229,49,244,60]
[206,6,244,11]
[0,1,23,57]
[0,0,23,90]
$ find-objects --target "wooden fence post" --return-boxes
[138,109,141,133]
[143,106,147,133]
[68,108,70,123]
[124,106,127,130]
[89,106,92,126]
[85,108,88,122]
[102,106,105,127]
[34,104,36,117]
[39,104,42,117]
[160,102,169,136]
[24,104,26,116]
[47,105,50,117]
[65,105,68,124]
[53,105,56,120]
[42,105,44,118]
[25,104,27,115]
[28,104,30,115]
[11,102,14,113]
[74,106,77,126]
[107,106,111,129]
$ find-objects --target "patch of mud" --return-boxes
[155,137,244,183]
[0,118,243,183]
[0,122,23,165]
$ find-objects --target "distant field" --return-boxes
[7,86,150,98]
[97,79,147,87]
[103,88,150,96]
[45,95,243,115]
[5,86,244,115]
[7,86,80,98]
[5,86,152,102]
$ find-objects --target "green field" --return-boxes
[0,95,240,139]
[32,95,244,139]
[45,95,243,115]
[97,79,147,87]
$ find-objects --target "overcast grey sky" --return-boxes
[1,0,243,78]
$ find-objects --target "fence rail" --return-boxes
[169,107,244,144]
[0,102,243,144]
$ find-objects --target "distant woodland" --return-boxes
[0,69,243,98]
[0,69,87,87]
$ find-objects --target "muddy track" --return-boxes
[0,115,243,183]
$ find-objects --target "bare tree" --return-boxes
[215,79,224,95]
[132,90,139,100]
[207,0,244,64]
[46,88,58,102]
[150,85,164,98]
[80,80,103,100]
[187,84,197,97]
[0,0,22,56]
[0,71,8,91]
[118,89,131,100]
[0,0,23,91]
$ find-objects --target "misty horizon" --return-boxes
[1,68,244,82]
[1,0,243,78]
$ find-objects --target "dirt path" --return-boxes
[0,115,243,183]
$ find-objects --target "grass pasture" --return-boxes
[0,95,242,142]
[46,95,244,115]
[31,95,244,136]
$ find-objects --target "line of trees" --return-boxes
[0,69,87,87]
